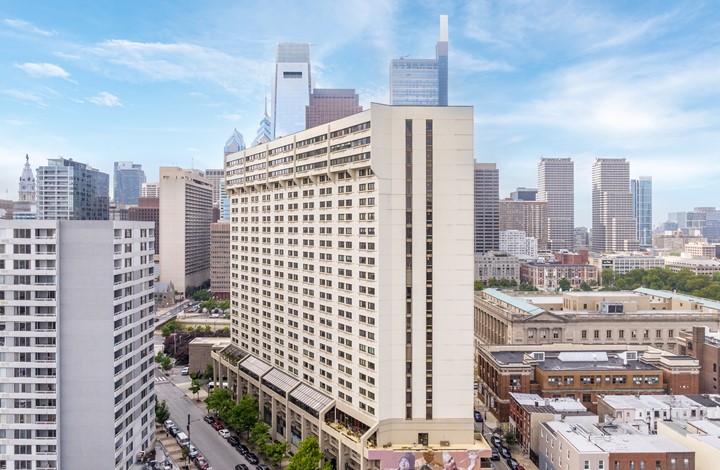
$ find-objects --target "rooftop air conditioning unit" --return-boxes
[532,352,545,362]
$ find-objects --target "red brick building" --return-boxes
[478,344,700,421]
[678,326,720,394]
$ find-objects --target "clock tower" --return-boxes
[18,154,36,204]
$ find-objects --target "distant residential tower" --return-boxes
[537,158,574,251]
[631,176,653,247]
[592,158,639,252]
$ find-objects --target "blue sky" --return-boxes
[1,0,718,226]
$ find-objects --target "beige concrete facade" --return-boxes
[474,288,720,352]
[215,105,482,470]
[499,199,547,250]
[210,221,231,298]
[159,167,213,293]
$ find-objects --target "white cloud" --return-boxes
[16,62,71,79]
[88,92,123,107]
[3,18,55,36]
[0,89,46,106]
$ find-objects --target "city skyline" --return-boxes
[1,1,719,225]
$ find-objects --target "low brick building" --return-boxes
[678,326,720,394]
[478,343,700,421]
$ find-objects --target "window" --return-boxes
[581,330,587,340]
[584,461,590,470]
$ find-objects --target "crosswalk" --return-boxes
[155,376,170,383]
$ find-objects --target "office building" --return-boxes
[499,230,538,258]
[390,16,448,106]
[128,197,160,255]
[215,104,483,468]
[0,220,156,469]
[272,43,312,138]
[664,256,720,275]
[158,167,213,294]
[252,102,273,146]
[224,128,246,156]
[592,158,639,253]
[499,199,547,250]
[113,161,146,205]
[474,252,521,283]
[510,187,537,201]
[306,89,363,128]
[204,169,225,207]
[537,158,574,251]
[684,242,720,258]
[631,176,653,247]
[574,227,591,249]
[589,253,665,277]
[108,202,129,221]
[474,163,499,253]
[37,157,109,220]
[520,262,596,291]
[210,221,231,299]
[477,343,699,420]
[141,182,159,198]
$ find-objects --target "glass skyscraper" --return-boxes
[631,176,653,247]
[37,158,110,220]
[113,161,145,205]
[272,43,312,138]
[390,15,448,106]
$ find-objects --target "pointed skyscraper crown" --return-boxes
[224,129,246,156]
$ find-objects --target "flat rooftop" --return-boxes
[490,350,659,372]
[511,393,588,413]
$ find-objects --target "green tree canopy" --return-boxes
[189,379,202,400]
[155,399,170,423]
[262,440,288,466]
[205,387,233,417]
[474,280,484,291]
[250,421,271,448]
[558,278,571,291]
[288,436,331,470]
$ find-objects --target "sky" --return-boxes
[0,0,718,226]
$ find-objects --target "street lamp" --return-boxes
[187,413,202,439]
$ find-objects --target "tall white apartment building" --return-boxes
[140,182,159,199]
[158,167,213,294]
[592,158,639,253]
[214,104,481,469]
[499,230,538,258]
[537,157,574,251]
[0,220,156,470]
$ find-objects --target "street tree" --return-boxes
[473,280,484,291]
[579,282,593,291]
[155,400,170,424]
[250,421,271,448]
[205,387,233,418]
[558,278,571,292]
[189,378,202,401]
[228,394,260,438]
[262,440,288,467]
[287,436,331,470]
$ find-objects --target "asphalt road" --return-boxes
[155,369,255,470]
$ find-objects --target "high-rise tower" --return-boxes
[37,158,109,220]
[216,104,479,468]
[306,89,363,128]
[0,220,156,469]
[113,161,146,205]
[631,176,653,247]
[537,158,574,251]
[474,163,500,253]
[592,158,639,252]
[390,15,449,106]
[272,43,312,138]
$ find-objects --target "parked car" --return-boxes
[227,436,240,447]
[517,465,526,470]
[245,453,259,465]
[474,410,483,422]
[187,444,200,459]
[194,455,210,470]
[256,465,271,470]
[211,421,224,431]
[500,446,511,459]
[235,466,249,470]
[490,435,502,448]
[218,429,231,438]
[181,366,190,375]
[168,426,181,437]
[237,444,250,456]
[507,457,519,470]
[203,415,215,424]
[164,419,175,430]
[490,448,500,461]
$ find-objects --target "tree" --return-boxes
[192,289,211,301]
[262,440,288,467]
[287,436,331,470]
[250,421,271,448]
[205,387,233,417]
[601,268,615,287]
[155,399,170,424]
[579,282,593,291]
[503,430,518,446]
[189,378,202,401]
[227,394,260,438]
[558,278,571,292]
[204,363,214,380]
[155,352,172,373]
[181,446,190,469]
[473,280,484,291]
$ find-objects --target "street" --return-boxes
[155,367,255,470]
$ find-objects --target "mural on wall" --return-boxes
[367,448,491,470]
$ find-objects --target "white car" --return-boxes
[218,429,231,439]
[164,419,175,430]
[181,366,189,375]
